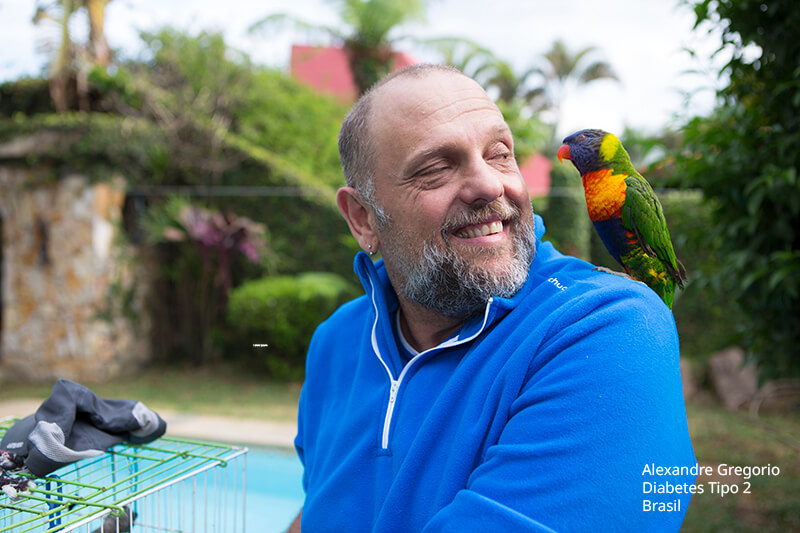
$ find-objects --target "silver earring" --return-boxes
[368,244,375,257]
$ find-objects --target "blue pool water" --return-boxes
[246,447,305,532]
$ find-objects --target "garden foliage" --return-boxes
[226,273,361,380]
[678,0,800,378]
[1,28,360,372]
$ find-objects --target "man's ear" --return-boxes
[337,186,379,252]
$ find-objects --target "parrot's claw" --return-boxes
[592,267,648,286]
[593,266,632,278]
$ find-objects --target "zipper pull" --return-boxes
[381,380,401,449]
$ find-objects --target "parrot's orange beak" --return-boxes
[557,144,571,164]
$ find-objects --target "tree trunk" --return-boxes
[87,0,111,66]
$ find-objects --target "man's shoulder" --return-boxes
[505,254,680,386]
[518,251,674,331]
[532,248,660,298]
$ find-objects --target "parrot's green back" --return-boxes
[619,173,686,308]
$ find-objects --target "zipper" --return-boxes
[380,356,423,449]
[370,291,497,450]
[381,379,400,448]
[360,250,501,451]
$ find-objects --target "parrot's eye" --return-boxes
[576,134,586,142]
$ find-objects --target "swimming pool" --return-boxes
[245,447,304,533]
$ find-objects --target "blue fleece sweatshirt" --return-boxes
[295,215,696,532]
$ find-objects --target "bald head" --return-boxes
[337,64,472,210]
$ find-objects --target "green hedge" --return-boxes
[225,272,361,380]
[0,78,54,117]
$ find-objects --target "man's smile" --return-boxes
[453,219,504,239]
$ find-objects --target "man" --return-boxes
[291,64,696,532]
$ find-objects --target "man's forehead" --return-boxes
[372,71,493,121]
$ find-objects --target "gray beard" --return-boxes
[380,204,537,320]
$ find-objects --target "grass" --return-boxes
[0,365,302,423]
[681,393,800,532]
[1,368,798,531]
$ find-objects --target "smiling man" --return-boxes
[339,64,536,351]
[291,64,696,532]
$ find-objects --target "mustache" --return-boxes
[440,199,522,236]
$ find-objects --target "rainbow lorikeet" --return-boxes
[557,129,687,309]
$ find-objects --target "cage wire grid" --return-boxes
[0,417,248,532]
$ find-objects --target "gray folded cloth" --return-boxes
[0,379,167,477]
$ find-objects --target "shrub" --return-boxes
[225,272,361,380]
[678,0,800,378]
[0,78,54,116]
[660,191,743,361]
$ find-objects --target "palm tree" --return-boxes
[34,0,78,111]
[475,40,617,136]
[422,36,497,86]
[483,59,544,106]
[84,0,112,66]
[33,0,113,111]
[526,39,619,131]
[249,0,426,95]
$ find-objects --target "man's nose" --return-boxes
[459,159,505,207]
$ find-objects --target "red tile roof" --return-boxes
[291,44,416,103]
[519,152,552,197]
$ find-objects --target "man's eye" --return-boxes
[417,163,450,176]
[486,140,513,162]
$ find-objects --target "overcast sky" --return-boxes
[0,0,727,136]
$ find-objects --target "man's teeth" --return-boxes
[455,220,504,239]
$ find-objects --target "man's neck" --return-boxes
[396,297,465,353]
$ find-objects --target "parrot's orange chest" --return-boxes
[582,168,628,222]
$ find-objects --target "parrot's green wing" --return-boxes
[621,175,686,287]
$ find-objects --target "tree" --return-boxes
[484,59,543,109]
[525,40,618,133]
[422,36,497,86]
[678,0,800,378]
[474,40,618,134]
[458,40,617,153]
[84,0,112,66]
[34,0,78,111]
[4,26,357,369]
[249,0,426,95]
[86,29,356,365]
[33,0,113,111]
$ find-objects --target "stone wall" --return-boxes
[0,166,150,383]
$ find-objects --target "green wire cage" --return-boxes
[0,417,247,532]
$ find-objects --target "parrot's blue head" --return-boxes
[557,129,612,175]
